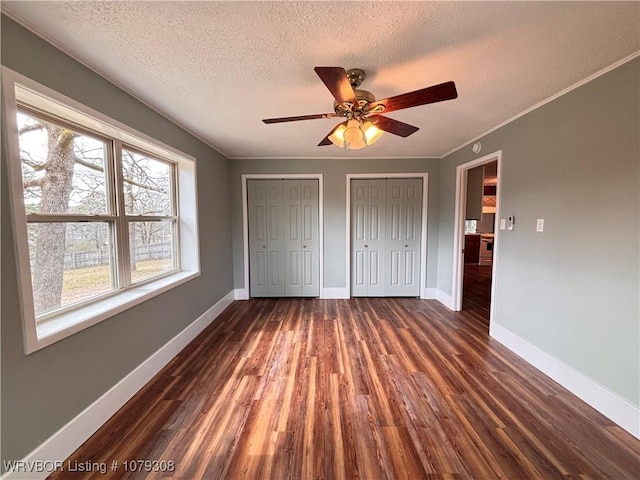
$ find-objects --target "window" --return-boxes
[465,220,478,234]
[3,68,200,353]
[121,148,178,284]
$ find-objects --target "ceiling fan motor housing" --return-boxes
[334,89,376,117]
[331,68,376,117]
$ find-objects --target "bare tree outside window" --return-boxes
[122,148,177,282]
[18,109,177,318]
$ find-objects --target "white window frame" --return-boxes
[2,67,200,354]
[120,145,181,286]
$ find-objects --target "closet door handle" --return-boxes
[364,245,368,248]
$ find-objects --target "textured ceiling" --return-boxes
[2,1,639,159]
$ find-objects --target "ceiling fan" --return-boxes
[262,67,458,149]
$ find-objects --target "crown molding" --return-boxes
[442,50,640,159]
[228,155,442,161]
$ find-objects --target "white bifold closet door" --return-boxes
[248,179,319,297]
[351,178,422,297]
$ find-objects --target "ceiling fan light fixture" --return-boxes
[329,119,381,150]
[343,119,366,149]
[362,120,383,145]
[328,123,346,148]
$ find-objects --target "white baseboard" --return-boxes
[236,286,447,304]
[421,287,438,299]
[321,287,349,299]
[423,288,456,311]
[490,322,640,440]
[436,290,455,310]
[234,288,249,300]
[2,290,236,480]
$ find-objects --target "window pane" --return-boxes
[465,220,478,234]
[122,149,172,216]
[17,111,110,215]
[27,222,116,317]
[129,221,176,283]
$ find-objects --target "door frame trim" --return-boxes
[451,150,502,317]
[345,173,429,298]
[240,174,324,299]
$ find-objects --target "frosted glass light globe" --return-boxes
[343,119,366,149]
[362,121,383,145]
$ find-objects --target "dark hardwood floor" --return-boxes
[49,297,639,479]
[462,264,493,326]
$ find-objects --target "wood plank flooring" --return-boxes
[49,298,639,479]
[462,264,493,325]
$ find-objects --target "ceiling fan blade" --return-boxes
[318,122,346,146]
[263,113,336,124]
[314,67,358,106]
[370,115,419,137]
[367,81,458,114]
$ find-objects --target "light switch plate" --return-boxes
[536,219,544,232]
[499,218,506,230]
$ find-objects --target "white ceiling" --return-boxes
[3,1,639,159]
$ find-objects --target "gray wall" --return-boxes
[1,16,234,463]
[230,158,440,291]
[439,58,639,405]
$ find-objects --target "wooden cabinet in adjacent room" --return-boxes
[464,235,480,264]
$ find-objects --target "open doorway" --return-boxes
[462,161,497,324]
[452,151,502,330]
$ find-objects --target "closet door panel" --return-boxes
[400,178,422,296]
[284,181,303,296]
[351,177,423,297]
[300,180,319,296]
[385,179,405,296]
[366,180,387,296]
[248,181,269,296]
[249,179,319,298]
[265,182,285,296]
[351,180,369,296]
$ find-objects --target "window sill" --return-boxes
[30,270,200,353]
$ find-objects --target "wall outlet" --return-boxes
[536,218,544,232]
[499,218,506,230]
